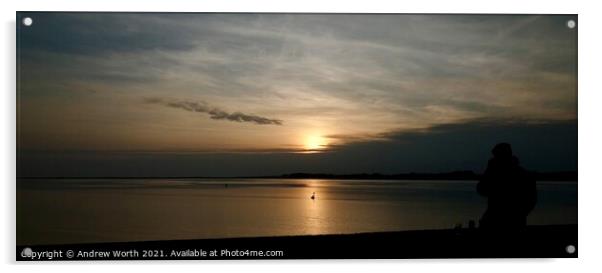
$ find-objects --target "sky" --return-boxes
[17,13,577,177]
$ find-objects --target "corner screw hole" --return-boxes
[22,17,33,27]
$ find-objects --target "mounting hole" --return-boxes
[22,17,33,27]
[567,20,576,29]
[566,244,576,254]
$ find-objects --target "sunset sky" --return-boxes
[17,13,577,177]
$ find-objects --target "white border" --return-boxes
[2,0,601,272]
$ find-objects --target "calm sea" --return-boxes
[17,178,577,245]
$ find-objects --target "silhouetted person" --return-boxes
[477,143,537,232]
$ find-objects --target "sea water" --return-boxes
[17,178,577,245]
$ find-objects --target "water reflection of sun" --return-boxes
[304,180,326,234]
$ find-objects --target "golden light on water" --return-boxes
[304,180,326,234]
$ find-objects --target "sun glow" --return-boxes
[304,135,328,151]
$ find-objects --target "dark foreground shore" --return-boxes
[17,224,577,260]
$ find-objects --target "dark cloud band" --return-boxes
[145,98,283,125]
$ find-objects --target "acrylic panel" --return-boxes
[16,12,577,260]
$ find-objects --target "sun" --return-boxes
[304,135,328,151]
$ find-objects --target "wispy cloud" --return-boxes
[18,14,577,153]
[145,98,283,125]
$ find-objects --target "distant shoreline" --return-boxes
[17,170,577,181]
